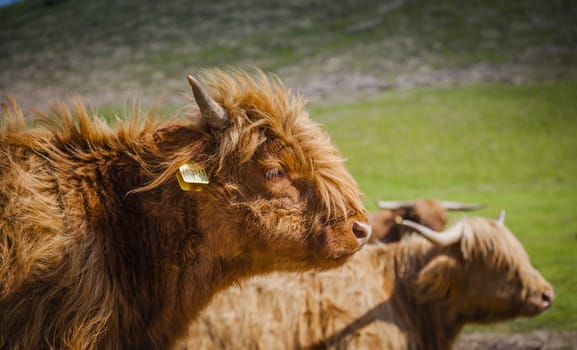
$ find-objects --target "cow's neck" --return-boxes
[55,143,252,348]
[391,239,464,350]
[117,192,253,347]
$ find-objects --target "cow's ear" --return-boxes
[415,255,461,303]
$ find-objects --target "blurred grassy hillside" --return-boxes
[2,0,577,335]
[1,0,577,107]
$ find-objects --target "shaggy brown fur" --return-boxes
[0,69,371,349]
[179,216,554,350]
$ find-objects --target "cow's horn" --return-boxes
[497,210,506,225]
[438,200,485,211]
[376,200,416,210]
[187,75,230,130]
[400,219,462,246]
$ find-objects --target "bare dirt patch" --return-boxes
[455,330,577,350]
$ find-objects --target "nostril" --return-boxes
[352,221,372,241]
[542,290,554,307]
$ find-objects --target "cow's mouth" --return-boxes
[523,289,554,316]
[314,218,371,264]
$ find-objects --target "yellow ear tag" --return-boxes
[176,161,209,191]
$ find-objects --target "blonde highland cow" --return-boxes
[180,213,553,350]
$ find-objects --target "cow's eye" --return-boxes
[264,167,286,180]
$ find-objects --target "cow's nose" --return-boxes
[542,290,554,308]
[352,221,371,245]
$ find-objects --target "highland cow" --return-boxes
[0,69,371,349]
[370,199,484,242]
[180,212,554,350]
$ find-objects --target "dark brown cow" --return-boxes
[0,69,371,349]
[370,199,484,242]
[179,212,554,350]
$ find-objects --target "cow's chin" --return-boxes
[306,226,367,270]
[308,255,352,271]
[269,252,352,273]
[520,296,552,317]
[245,205,368,272]
[257,233,362,273]
[468,296,549,323]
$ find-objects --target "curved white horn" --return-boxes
[376,200,416,210]
[187,75,230,130]
[438,200,486,211]
[400,219,463,246]
[497,210,506,225]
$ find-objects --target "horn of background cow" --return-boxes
[400,219,463,246]
[375,200,416,210]
[187,75,230,130]
[437,200,486,211]
[497,210,506,225]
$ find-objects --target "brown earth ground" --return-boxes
[455,329,577,350]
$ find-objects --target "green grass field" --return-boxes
[310,81,577,332]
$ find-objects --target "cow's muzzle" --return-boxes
[352,221,371,249]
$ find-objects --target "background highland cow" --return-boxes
[178,213,553,350]
[369,198,484,242]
